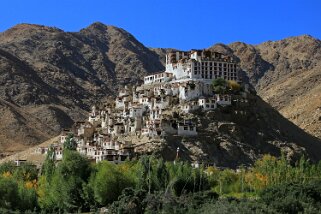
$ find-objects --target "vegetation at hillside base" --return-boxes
[1,144,321,213]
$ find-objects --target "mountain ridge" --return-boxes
[0,22,320,159]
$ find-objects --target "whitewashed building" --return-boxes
[215,94,232,106]
[198,97,217,110]
[181,101,200,113]
[144,72,173,84]
[129,105,143,118]
[177,121,197,136]
[165,50,239,82]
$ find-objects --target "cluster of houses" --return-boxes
[35,125,134,164]
[37,49,240,164]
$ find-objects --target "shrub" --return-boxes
[199,199,277,214]
[212,78,227,94]
[109,188,147,214]
[0,177,19,210]
[260,182,321,213]
[227,80,241,92]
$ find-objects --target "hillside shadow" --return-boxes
[256,96,321,162]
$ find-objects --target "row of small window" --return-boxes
[194,67,236,72]
[194,65,234,69]
[195,62,237,68]
[200,75,238,80]
[200,73,238,76]
[145,76,154,80]
[195,71,238,75]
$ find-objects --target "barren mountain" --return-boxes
[0,22,320,162]
[255,36,321,139]
[209,36,321,139]
[0,22,164,156]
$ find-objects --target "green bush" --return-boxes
[0,162,16,175]
[211,78,227,94]
[0,177,19,210]
[199,199,277,214]
[260,182,321,213]
[108,188,147,214]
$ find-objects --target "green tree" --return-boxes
[212,78,227,94]
[63,133,77,150]
[59,150,91,181]
[259,182,321,213]
[41,145,56,181]
[18,183,38,211]
[39,150,91,213]
[0,177,19,210]
[151,158,169,192]
[166,161,209,196]
[109,188,147,214]
[0,162,15,175]
[213,169,240,195]
[136,155,150,191]
[135,156,169,193]
[90,161,135,206]
[13,162,38,182]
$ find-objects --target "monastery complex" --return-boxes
[38,49,242,164]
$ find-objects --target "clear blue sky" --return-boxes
[1,0,320,50]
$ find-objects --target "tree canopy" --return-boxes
[1,153,321,213]
[211,78,227,94]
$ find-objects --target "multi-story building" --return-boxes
[165,49,239,82]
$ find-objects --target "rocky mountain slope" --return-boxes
[0,22,164,156]
[158,94,321,167]
[255,36,321,139]
[0,22,320,161]
[208,36,321,139]
[2,93,320,168]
